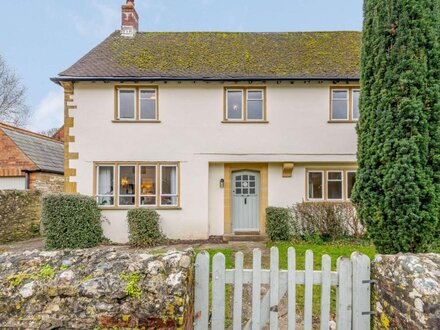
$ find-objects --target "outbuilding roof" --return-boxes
[0,124,64,174]
[55,31,361,81]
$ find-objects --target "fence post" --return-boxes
[287,247,296,330]
[252,248,262,330]
[194,251,209,330]
[269,246,279,330]
[336,257,353,329]
[320,254,331,330]
[351,252,371,330]
[233,252,244,330]
[212,253,226,330]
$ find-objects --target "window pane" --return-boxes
[248,91,263,100]
[308,172,323,199]
[227,91,243,119]
[98,166,114,195]
[119,166,136,205]
[327,171,342,200]
[161,196,178,205]
[140,90,156,120]
[347,172,356,199]
[119,90,135,119]
[352,90,360,120]
[140,166,156,195]
[162,166,177,195]
[97,196,114,206]
[247,100,263,120]
[332,90,348,120]
[140,196,156,206]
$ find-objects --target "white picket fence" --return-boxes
[194,247,371,330]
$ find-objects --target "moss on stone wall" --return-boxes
[0,190,42,243]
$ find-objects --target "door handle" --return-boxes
[244,197,247,205]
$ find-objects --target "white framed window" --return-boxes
[226,89,244,120]
[307,171,324,200]
[139,89,157,120]
[352,89,360,120]
[118,89,136,120]
[139,165,156,206]
[331,89,349,120]
[160,165,178,206]
[96,165,115,206]
[327,171,343,200]
[118,165,136,206]
[246,89,264,120]
[346,171,357,199]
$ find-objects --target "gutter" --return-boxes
[51,75,360,84]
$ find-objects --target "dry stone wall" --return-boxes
[0,190,42,243]
[0,248,194,329]
[372,253,440,329]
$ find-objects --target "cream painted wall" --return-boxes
[69,81,358,241]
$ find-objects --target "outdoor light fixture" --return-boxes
[220,178,224,188]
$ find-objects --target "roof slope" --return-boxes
[58,31,361,80]
[0,125,64,174]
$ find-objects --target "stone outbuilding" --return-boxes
[0,123,64,193]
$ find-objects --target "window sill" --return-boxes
[112,120,161,123]
[304,199,351,203]
[222,120,269,124]
[98,206,182,210]
[327,120,358,124]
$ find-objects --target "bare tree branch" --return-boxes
[0,54,29,127]
[39,127,59,137]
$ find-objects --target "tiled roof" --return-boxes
[0,125,64,174]
[57,31,361,80]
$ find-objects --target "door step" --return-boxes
[223,234,269,242]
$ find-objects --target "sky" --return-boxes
[0,0,363,132]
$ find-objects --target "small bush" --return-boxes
[42,194,104,249]
[127,208,166,247]
[291,202,365,239]
[266,207,294,241]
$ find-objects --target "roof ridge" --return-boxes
[0,122,63,144]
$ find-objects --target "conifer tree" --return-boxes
[353,0,440,253]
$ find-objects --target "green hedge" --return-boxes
[127,208,166,247]
[42,194,104,249]
[266,207,294,241]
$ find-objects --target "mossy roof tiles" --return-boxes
[58,31,361,80]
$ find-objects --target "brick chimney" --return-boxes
[121,0,138,37]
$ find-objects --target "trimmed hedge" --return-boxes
[127,208,166,247]
[266,207,294,241]
[42,194,104,249]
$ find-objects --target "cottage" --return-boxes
[52,0,360,242]
[0,123,64,192]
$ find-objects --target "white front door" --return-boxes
[232,171,260,232]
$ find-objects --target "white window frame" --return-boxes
[96,165,115,207]
[160,165,179,207]
[346,170,357,200]
[331,89,349,121]
[118,88,136,120]
[226,89,244,121]
[139,165,157,207]
[246,89,265,121]
[327,170,344,201]
[139,89,158,120]
[307,170,324,201]
[118,165,137,207]
[351,89,360,121]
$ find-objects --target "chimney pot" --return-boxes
[121,0,138,37]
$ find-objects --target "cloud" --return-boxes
[71,0,119,38]
[28,90,64,133]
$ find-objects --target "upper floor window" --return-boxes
[306,169,357,201]
[330,87,360,122]
[115,86,158,122]
[95,162,179,208]
[224,87,266,122]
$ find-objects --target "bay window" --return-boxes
[95,162,179,208]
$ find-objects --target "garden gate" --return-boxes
[194,247,371,330]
